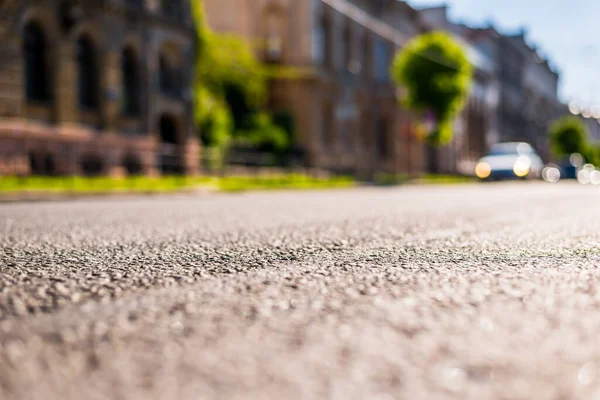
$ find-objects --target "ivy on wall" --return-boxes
[192,1,292,168]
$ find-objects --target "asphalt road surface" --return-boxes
[2,182,600,400]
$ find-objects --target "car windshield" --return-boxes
[487,143,533,156]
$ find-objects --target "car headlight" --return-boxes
[475,162,492,179]
[513,157,531,177]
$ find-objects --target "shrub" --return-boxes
[549,116,589,159]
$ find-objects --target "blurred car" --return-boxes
[475,142,544,181]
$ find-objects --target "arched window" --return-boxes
[81,153,105,176]
[122,46,140,115]
[158,50,180,98]
[159,114,179,145]
[76,35,99,109]
[23,22,51,102]
[158,114,184,175]
[122,152,143,176]
[28,152,56,176]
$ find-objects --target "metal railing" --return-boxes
[0,146,340,181]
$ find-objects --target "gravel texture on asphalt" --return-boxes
[2,182,600,399]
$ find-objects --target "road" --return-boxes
[2,182,600,399]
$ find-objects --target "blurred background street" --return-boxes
[3,182,600,399]
[3,0,600,398]
[1,0,598,185]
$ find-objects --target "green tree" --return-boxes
[236,112,290,154]
[195,87,233,172]
[583,146,600,166]
[198,34,266,112]
[192,2,265,132]
[549,116,589,160]
[192,0,294,166]
[391,32,474,145]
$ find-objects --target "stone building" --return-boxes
[465,26,562,162]
[0,0,200,176]
[508,31,562,160]
[203,0,427,178]
[582,116,600,144]
[463,28,562,162]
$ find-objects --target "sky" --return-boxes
[408,0,600,108]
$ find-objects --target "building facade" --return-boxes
[203,0,565,177]
[508,32,562,160]
[0,0,200,176]
[204,0,427,178]
[571,111,600,145]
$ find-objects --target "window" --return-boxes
[374,38,390,83]
[159,55,169,92]
[159,52,180,98]
[376,118,389,159]
[313,13,332,68]
[122,47,140,115]
[360,111,371,148]
[313,14,325,64]
[264,9,284,63]
[58,1,78,35]
[159,114,185,175]
[76,35,99,109]
[24,22,51,102]
[361,32,372,81]
[321,102,334,149]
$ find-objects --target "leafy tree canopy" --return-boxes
[192,0,292,160]
[236,112,290,154]
[192,1,265,123]
[549,116,589,159]
[196,87,232,149]
[198,33,266,109]
[392,32,474,145]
